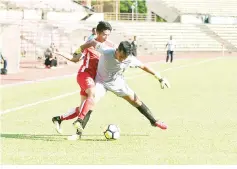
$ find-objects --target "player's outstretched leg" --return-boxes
[122,94,167,130]
[52,107,79,134]
[137,102,167,130]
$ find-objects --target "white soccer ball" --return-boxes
[104,124,120,140]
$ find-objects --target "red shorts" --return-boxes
[77,71,95,96]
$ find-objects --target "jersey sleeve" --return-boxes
[129,56,143,67]
[95,43,116,56]
[103,48,116,58]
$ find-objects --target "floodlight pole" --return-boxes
[131,5,135,21]
[115,0,118,21]
[135,0,138,20]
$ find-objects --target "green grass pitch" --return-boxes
[1,57,237,164]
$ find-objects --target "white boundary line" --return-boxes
[0,91,79,115]
[0,57,222,115]
[0,73,77,88]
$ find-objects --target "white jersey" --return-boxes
[95,48,142,84]
[167,40,176,51]
[93,45,142,101]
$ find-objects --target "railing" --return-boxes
[104,12,156,22]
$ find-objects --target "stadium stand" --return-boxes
[19,21,71,60]
[0,0,236,73]
[76,21,237,54]
[0,2,7,9]
[147,0,237,22]
[108,22,225,52]
[161,0,237,16]
[207,24,237,47]
[0,0,88,21]
[1,0,85,11]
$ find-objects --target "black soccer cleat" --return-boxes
[52,116,63,134]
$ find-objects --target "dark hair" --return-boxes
[92,27,96,32]
[118,41,132,57]
[96,21,112,33]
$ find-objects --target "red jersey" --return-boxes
[78,41,115,79]
[78,47,100,79]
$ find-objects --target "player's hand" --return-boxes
[74,47,82,55]
[159,78,170,89]
[154,73,170,89]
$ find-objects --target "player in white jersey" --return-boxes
[69,40,171,140]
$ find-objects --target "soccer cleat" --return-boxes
[152,120,167,130]
[72,118,84,133]
[67,130,82,141]
[52,116,63,134]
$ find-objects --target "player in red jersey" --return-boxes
[52,21,114,135]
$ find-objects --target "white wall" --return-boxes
[23,9,42,20]
[47,12,87,21]
[209,16,237,24]
[0,25,21,73]
[180,15,204,24]
[86,13,104,21]
[0,10,23,20]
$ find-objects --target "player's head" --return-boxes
[115,41,132,62]
[96,21,112,43]
[170,35,172,40]
[92,27,96,35]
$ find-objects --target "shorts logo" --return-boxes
[86,78,94,86]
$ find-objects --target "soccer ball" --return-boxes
[104,124,120,140]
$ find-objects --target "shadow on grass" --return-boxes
[0,133,67,141]
[1,133,149,142]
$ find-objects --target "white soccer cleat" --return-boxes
[54,122,63,134]
[67,134,80,141]
[67,129,82,141]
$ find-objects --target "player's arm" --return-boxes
[130,56,170,89]
[53,51,82,63]
[76,39,105,55]
[139,64,170,89]
[80,40,98,51]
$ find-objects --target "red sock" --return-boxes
[78,98,94,120]
[61,107,79,120]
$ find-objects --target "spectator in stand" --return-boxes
[44,43,58,68]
